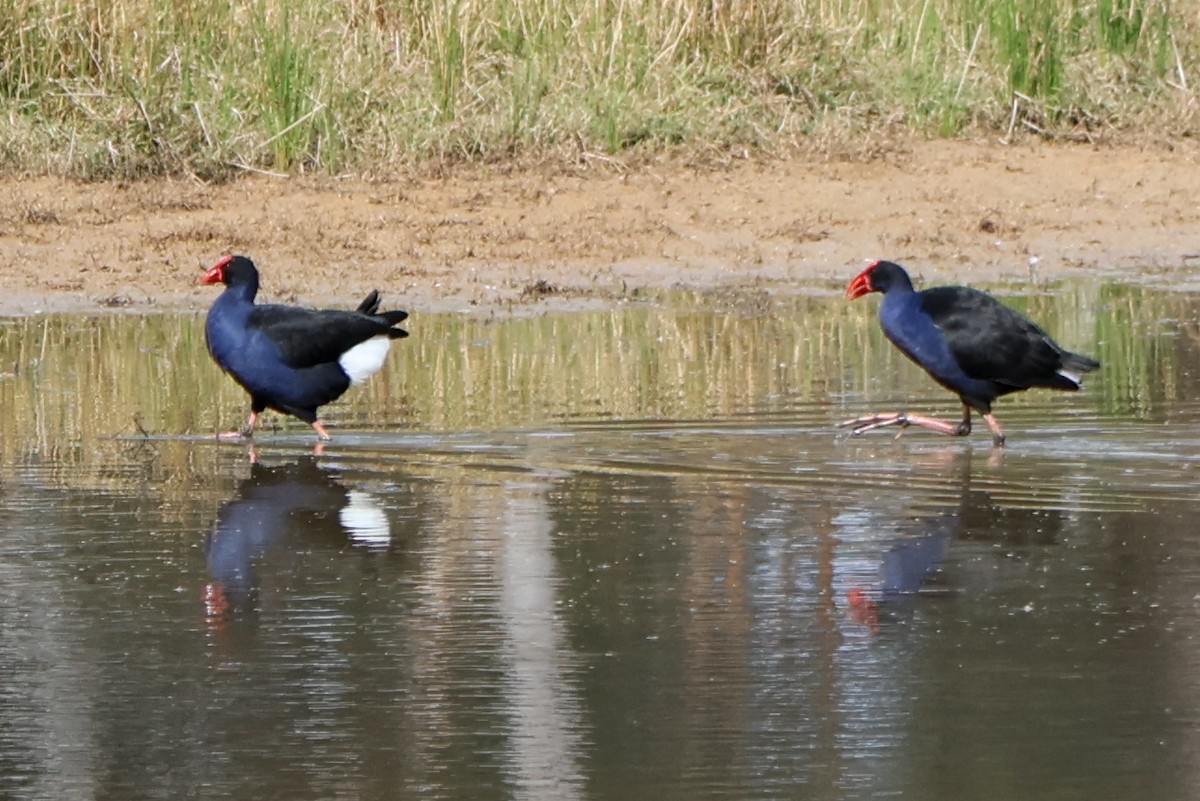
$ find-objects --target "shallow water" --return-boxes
[2,286,1200,800]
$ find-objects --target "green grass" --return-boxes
[0,0,1193,179]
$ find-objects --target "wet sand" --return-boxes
[2,139,1199,315]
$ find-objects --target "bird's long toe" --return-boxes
[839,411,977,439]
[838,412,909,436]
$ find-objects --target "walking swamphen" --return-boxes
[840,260,1099,446]
[201,254,409,441]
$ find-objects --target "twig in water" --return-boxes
[954,25,983,105]
[1002,95,1020,144]
[259,102,328,150]
[224,161,289,179]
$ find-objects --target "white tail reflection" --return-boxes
[339,489,391,549]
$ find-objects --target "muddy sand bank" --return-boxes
[3,140,1199,316]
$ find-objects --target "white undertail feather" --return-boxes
[339,335,391,385]
[1057,368,1083,386]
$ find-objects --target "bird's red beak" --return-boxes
[200,255,233,286]
[846,268,875,300]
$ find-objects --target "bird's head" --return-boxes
[846,260,910,299]
[201,254,257,286]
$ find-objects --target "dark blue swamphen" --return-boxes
[201,254,409,441]
[840,260,1099,446]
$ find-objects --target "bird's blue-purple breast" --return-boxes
[205,290,253,374]
[879,291,993,400]
[206,292,330,407]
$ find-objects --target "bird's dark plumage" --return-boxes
[201,255,408,440]
[842,259,1099,445]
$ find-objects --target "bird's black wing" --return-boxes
[247,304,407,370]
[920,287,1067,388]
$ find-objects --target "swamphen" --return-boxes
[841,260,1099,446]
[201,254,409,441]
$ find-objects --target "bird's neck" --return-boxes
[223,278,258,305]
[884,273,917,295]
[879,282,918,311]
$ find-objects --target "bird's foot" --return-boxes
[216,412,258,441]
[839,412,973,439]
[838,412,911,437]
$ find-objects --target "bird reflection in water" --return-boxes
[846,517,953,631]
[844,446,1070,630]
[203,457,392,626]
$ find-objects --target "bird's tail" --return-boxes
[356,290,381,315]
[1063,351,1100,373]
[1056,350,1100,386]
[379,311,410,339]
[356,290,409,338]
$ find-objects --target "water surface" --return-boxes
[1,285,1199,800]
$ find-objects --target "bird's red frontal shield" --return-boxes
[846,268,874,299]
[200,255,235,286]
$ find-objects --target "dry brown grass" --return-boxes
[0,0,1195,179]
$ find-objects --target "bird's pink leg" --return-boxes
[311,421,332,442]
[216,411,258,441]
[240,411,259,437]
[840,404,974,439]
[982,413,1006,447]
